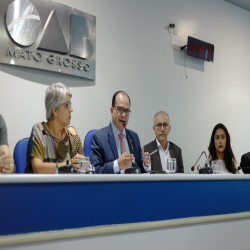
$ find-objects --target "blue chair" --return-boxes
[13,138,29,173]
[84,130,98,157]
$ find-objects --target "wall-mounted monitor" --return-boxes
[187,36,214,62]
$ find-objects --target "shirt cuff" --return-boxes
[113,160,120,174]
[143,162,151,172]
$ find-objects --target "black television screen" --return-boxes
[187,36,214,62]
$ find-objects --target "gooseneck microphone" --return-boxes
[42,129,71,166]
[237,166,250,170]
[123,122,140,174]
[238,166,250,173]
[191,151,207,171]
[123,122,134,155]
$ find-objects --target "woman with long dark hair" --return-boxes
[208,123,243,174]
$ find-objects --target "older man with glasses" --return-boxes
[144,111,184,173]
[90,91,151,174]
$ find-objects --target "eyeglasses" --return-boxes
[154,123,169,129]
[113,106,131,117]
[62,101,72,110]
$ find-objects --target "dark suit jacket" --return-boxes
[90,122,144,174]
[240,152,250,174]
[144,139,184,173]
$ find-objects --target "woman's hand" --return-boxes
[70,154,84,172]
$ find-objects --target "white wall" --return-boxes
[1,0,250,173]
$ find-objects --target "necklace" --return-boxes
[46,122,69,161]
[47,122,64,141]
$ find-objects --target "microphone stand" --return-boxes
[191,151,213,174]
[191,151,207,171]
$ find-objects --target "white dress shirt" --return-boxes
[156,139,172,171]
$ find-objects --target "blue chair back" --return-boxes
[13,138,29,173]
[84,130,98,157]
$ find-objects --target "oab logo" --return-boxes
[6,0,41,46]
[3,0,96,79]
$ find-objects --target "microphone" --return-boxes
[122,122,140,174]
[191,151,207,171]
[123,122,134,155]
[42,129,73,170]
[239,166,250,170]
[238,166,250,170]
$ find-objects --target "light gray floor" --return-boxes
[2,218,250,250]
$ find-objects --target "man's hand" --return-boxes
[0,151,15,173]
[141,146,150,167]
[117,152,134,170]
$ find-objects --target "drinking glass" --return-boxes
[211,160,220,174]
[167,158,176,174]
[216,160,221,174]
[80,156,90,174]
[211,160,216,173]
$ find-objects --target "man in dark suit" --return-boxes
[90,91,150,174]
[144,111,184,173]
[240,152,250,174]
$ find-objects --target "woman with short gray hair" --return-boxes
[25,83,84,173]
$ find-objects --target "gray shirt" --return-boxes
[0,115,8,146]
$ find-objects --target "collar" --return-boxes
[156,138,169,152]
[111,120,126,138]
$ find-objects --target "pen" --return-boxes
[141,149,159,161]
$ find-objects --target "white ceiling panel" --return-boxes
[225,0,250,11]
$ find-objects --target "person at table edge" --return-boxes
[90,91,151,174]
[144,111,184,173]
[25,83,84,173]
[0,115,15,173]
